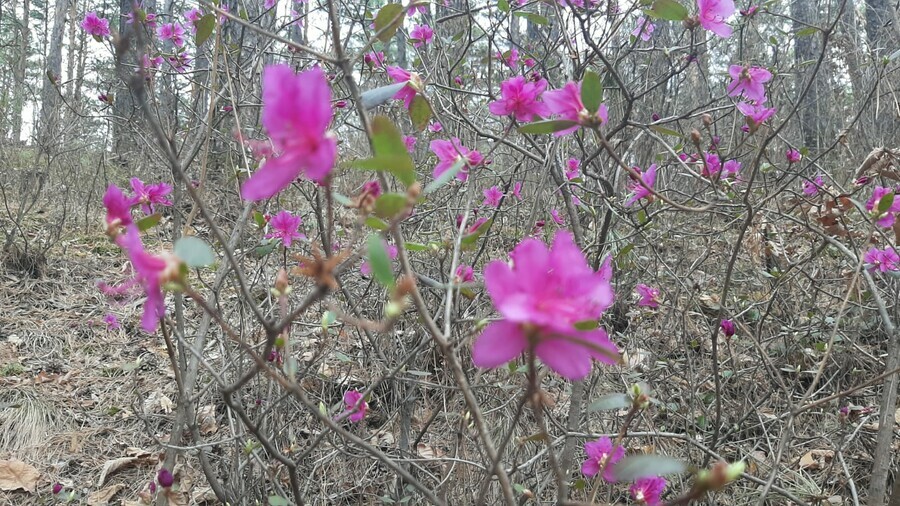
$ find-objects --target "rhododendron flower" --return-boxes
[488,77,551,122]
[636,283,660,308]
[361,180,382,198]
[265,0,277,9]
[81,12,111,38]
[740,5,759,16]
[104,184,134,234]
[802,175,823,196]
[581,437,625,482]
[720,319,735,337]
[550,208,564,225]
[157,468,174,488]
[386,66,424,109]
[431,138,483,181]
[241,65,336,200]
[630,476,667,505]
[364,51,385,67]
[702,152,722,178]
[340,390,368,422]
[130,178,173,215]
[483,186,503,207]
[184,8,202,30]
[471,231,619,380]
[167,52,191,72]
[727,65,772,103]
[428,122,443,133]
[142,54,164,70]
[543,81,608,136]
[103,313,121,330]
[466,216,489,234]
[513,181,524,200]
[866,186,900,227]
[737,101,777,127]
[497,48,519,68]
[453,75,464,86]
[403,135,417,152]
[361,242,398,275]
[864,247,900,272]
[565,158,581,180]
[697,0,735,38]
[117,228,178,332]
[157,23,186,47]
[626,164,657,206]
[786,148,802,163]
[632,17,655,41]
[410,3,428,15]
[455,265,475,283]
[265,210,304,247]
[410,24,433,47]
[723,159,742,178]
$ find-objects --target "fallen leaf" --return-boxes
[197,405,218,436]
[97,457,138,487]
[87,484,125,505]
[0,459,40,492]
[192,487,218,503]
[799,449,834,470]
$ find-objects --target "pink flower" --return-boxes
[497,48,519,68]
[130,178,173,215]
[727,65,772,103]
[428,122,443,133]
[566,158,580,180]
[630,476,667,505]
[117,228,177,332]
[737,101,777,127]
[471,231,618,379]
[361,180,382,198]
[483,186,503,207]
[697,0,735,38]
[184,8,202,30]
[241,65,336,200]
[786,148,802,163]
[626,164,657,206]
[543,81,608,136]
[157,468,174,488]
[364,51,385,67]
[702,152,722,178]
[386,66,424,110]
[103,184,134,234]
[524,57,537,68]
[636,283,660,308]
[581,437,625,482]
[550,208,564,225]
[167,52,191,72]
[488,77,551,122]
[410,4,428,15]
[265,0,277,9]
[340,390,368,422]
[453,76,464,86]
[802,175,823,196]
[265,210,304,248]
[410,24,434,47]
[455,265,475,283]
[866,186,900,227]
[103,313,121,330]
[142,54,164,70]
[403,135,417,152]
[512,181,524,200]
[740,5,759,16]
[431,138,483,182]
[81,12,111,38]
[723,159,742,178]
[361,242,398,275]
[864,247,900,273]
[720,319,735,337]
[157,23,186,47]
[632,17,655,41]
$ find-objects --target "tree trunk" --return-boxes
[37,0,68,156]
[791,0,825,152]
[11,0,30,143]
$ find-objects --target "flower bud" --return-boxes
[702,113,713,126]
[690,129,702,145]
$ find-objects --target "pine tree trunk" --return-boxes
[11,0,30,143]
[37,0,68,156]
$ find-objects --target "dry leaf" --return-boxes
[163,488,189,506]
[197,405,218,436]
[87,484,125,505]
[97,457,138,487]
[799,449,834,470]
[192,487,218,504]
[0,459,40,492]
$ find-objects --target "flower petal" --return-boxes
[535,336,593,380]
[241,151,303,201]
[471,320,528,369]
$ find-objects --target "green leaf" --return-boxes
[588,393,631,412]
[354,116,416,187]
[404,242,428,251]
[332,192,353,207]
[612,455,687,481]
[365,216,389,231]
[514,11,548,25]
[136,213,161,232]
[409,95,432,132]
[574,319,599,330]
[581,71,603,115]
[647,0,688,21]
[462,219,493,246]
[374,3,405,42]
[374,193,408,219]
[253,211,267,229]
[321,310,337,329]
[796,26,819,37]
[360,82,408,110]
[649,124,683,137]
[367,234,395,288]
[253,240,278,258]
[498,0,510,12]
[877,191,895,214]
[518,120,579,135]
[174,236,216,267]
[424,158,466,194]
[195,14,216,46]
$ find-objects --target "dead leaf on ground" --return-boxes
[192,487,218,503]
[197,405,218,436]
[97,452,154,487]
[86,484,125,505]
[799,449,834,470]
[0,459,40,492]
